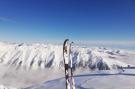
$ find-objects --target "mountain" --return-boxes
[0,42,135,89]
[0,42,130,70]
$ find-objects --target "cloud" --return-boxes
[74,40,135,47]
[0,17,16,23]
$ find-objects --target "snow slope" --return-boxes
[26,69,135,89]
[0,42,135,89]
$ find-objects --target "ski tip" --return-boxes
[63,39,69,45]
[64,39,69,42]
[71,42,74,44]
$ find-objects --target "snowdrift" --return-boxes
[0,42,129,71]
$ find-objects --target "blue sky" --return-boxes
[0,0,135,42]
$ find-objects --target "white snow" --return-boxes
[25,69,135,89]
[0,42,135,89]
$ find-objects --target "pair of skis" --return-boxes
[63,39,75,89]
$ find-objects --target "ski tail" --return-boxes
[63,39,76,89]
[63,39,70,89]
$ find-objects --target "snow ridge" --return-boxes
[0,42,128,71]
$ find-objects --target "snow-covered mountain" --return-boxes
[0,42,135,89]
[0,42,130,71]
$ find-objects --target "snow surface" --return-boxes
[25,69,135,89]
[0,42,135,89]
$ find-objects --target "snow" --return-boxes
[0,42,135,89]
[25,69,135,89]
[0,42,130,70]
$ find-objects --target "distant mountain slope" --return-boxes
[0,42,130,70]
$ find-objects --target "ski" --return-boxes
[69,42,76,89]
[63,39,70,89]
[63,39,76,89]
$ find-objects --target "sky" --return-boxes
[0,0,135,43]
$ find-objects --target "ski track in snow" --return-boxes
[0,42,135,89]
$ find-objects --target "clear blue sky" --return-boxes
[0,0,135,42]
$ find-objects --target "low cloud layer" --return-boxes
[75,40,135,46]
